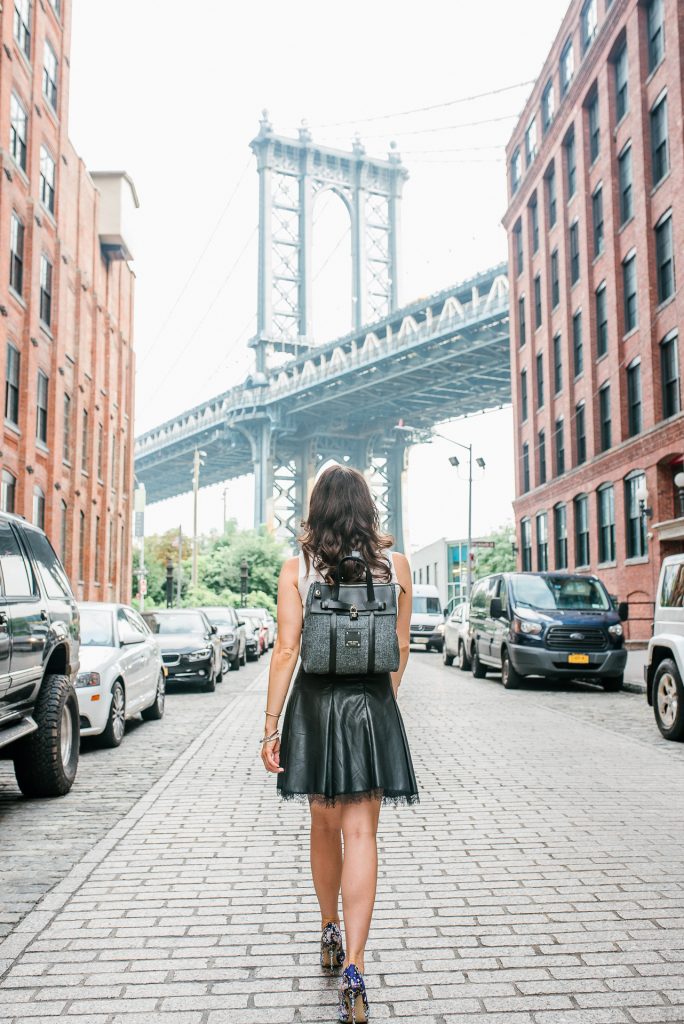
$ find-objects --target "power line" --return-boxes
[361,112,521,140]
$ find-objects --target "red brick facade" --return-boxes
[0,0,136,600]
[503,0,684,640]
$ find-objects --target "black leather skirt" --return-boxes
[277,667,419,807]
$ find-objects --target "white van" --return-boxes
[410,584,443,650]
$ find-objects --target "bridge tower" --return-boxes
[247,113,410,549]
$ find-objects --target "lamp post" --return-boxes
[447,444,486,599]
[191,448,207,590]
[240,559,250,607]
[675,471,684,518]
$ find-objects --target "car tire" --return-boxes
[204,669,217,693]
[240,647,247,667]
[602,675,623,692]
[442,645,454,666]
[100,680,126,748]
[456,641,471,672]
[221,654,230,677]
[230,651,240,671]
[501,650,523,689]
[13,673,80,797]
[471,648,487,678]
[141,671,166,721]
[653,659,684,741]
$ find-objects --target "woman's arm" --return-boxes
[391,552,412,697]
[261,556,302,774]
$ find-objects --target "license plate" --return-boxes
[568,653,589,665]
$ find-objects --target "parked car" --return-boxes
[77,603,165,747]
[249,607,276,647]
[242,609,269,658]
[142,609,222,691]
[410,584,443,650]
[428,619,445,653]
[0,513,80,797]
[200,606,247,674]
[645,554,684,741]
[468,571,628,690]
[442,601,471,670]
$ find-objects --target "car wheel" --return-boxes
[501,650,523,689]
[141,671,166,721]
[471,647,487,678]
[456,641,471,672]
[602,675,623,692]
[442,644,454,667]
[101,680,126,748]
[13,673,80,798]
[653,659,684,741]
[204,668,217,692]
[216,660,224,683]
[241,647,247,666]
[230,651,240,671]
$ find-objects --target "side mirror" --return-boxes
[210,624,218,635]
[618,601,629,621]
[120,630,144,646]
[237,618,245,627]
[443,607,448,619]
[490,597,503,620]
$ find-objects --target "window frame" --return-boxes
[626,358,642,436]
[598,382,612,452]
[554,503,568,569]
[5,342,21,426]
[9,91,28,172]
[660,329,680,419]
[596,282,608,357]
[597,483,616,563]
[575,402,587,465]
[650,92,669,187]
[614,41,629,123]
[622,251,638,333]
[655,210,675,305]
[574,494,590,567]
[36,369,49,445]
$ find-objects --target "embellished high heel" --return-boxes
[320,921,345,971]
[338,963,369,1023]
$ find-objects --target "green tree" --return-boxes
[473,523,517,579]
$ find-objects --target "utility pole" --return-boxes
[222,487,229,533]
[177,525,183,606]
[191,449,207,591]
[467,444,473,599]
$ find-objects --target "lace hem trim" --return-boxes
[278,787,420,808]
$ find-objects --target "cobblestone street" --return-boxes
[1,652,684,1023]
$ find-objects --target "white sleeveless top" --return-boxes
[298,550,400,612]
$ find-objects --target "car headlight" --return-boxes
[187,648,211,661]
[222,632,235,644]
[435,623,445,635]
[77,671,101,687]
[608,623,623,639]
[513,617,542,636]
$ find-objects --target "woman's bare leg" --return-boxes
[340,796,382,972]
[309,801,343,928]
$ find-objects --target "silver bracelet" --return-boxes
[259,729,280,747]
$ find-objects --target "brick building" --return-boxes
[1,0,137,600]
[503,0,684,637]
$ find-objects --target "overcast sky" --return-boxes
[68,0,569,551]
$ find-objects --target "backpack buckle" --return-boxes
[349,605,358,620]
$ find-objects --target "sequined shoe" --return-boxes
[320,921,345,971]
[338,963,369,1023]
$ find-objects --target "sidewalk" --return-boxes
[624,648,647,694]
[1,658,683,1023]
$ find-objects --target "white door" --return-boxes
[116,608,148,713]
[125,607,158,702]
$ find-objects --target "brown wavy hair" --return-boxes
[300,464,393,584]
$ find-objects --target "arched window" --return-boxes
[624,471,647,558]
[1,470,16,514]
[597,483,615,563]
[553,504,567,569]
[33,486,45,530]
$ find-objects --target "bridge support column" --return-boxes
[254,422,274,530]
[294,440,316,531]
[385,442,408,554]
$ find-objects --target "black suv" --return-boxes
[0,513,80,796]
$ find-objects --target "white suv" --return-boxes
[645,554,684,741]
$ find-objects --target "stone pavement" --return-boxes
[1,654,684,1023]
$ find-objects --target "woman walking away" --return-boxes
[260,464,418,1022]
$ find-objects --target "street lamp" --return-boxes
[191,448,207,590]
[675,471,684,518]
[240,559,250,608]
[446,441,486,600]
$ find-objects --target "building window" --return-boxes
[572,310,583,377]
[111,434,117,490]
[39,254,53,327]
[536,352,544,408]
[33,487,45,530]
[78,511,85,582]
[574,494,590,566]
[647,0,665,74]
[518,295,526,346]
[551,249,560,308]
[9,212,25,297]
[536,512,548,571]
[627,359,642,436]
[10,92,28,172]
[522,442,530,493]
[588,89,600,162]
[576,402,587,465]
[618,144,633,225]
[521,518,532,571]
[510,148,522,194]
[36,371,48,445]
[60,500,68,563]
[539,429,547,485]
[596,283,608,357]
[560,38,574,97]
[660,330,680,419]
[546,162,557,226]
[554,504,568,569]
[614,41,629,122]
[525,117,538,167]
[14,0,31,59]
[513,219,523,275]
[520,369,528,421]
[569,222,580,284]
[581,0,598,53]
[655,212,675,304]
[625,472,647,558]
[650,94,669,186]
[598,484,616,563]
[5,343,20,425]
[555,417,565,476]
[542,79,555,134]
[1,470,16,514]
[43,40,59,110]
[62,393,71,462]
[108,518,116,583]
[529,194,539,253]
[534,274,542,329]
[553,332,563,394]
[97,422,104,480]
[39,147,56,215]
[592,186,604,257]
[599,382,612,451]
[81,409,89,473]
[623,252,637,333]
[565,130,576,197]
[94,516,101,583]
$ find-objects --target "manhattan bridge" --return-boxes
[134,114,512,552]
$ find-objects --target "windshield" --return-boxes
[243,612,264,624]
[80,609,115,647]
[204,611,233,627]
[412,596,441,615]
[147,612,206,635]
[510,574,611,611]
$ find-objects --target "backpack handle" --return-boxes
[332,553,375,603]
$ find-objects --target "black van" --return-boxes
[468,571,628,690]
